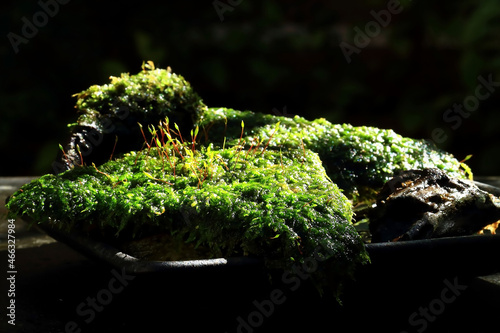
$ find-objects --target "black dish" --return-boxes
[35,221,500,278]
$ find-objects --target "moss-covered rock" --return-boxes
[54,62,207,172]
[198,107,467,203]
[9,141,369,293]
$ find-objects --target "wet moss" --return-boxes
[56,62,207,171]
[8,63,472,296]
[8,143,369,292]
[198,107,467,202]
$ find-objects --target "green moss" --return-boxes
[7,63,476,298]
[198,107,467,202]
[56,62,208,171]
[73,62,207,131]
[7,143,368,293]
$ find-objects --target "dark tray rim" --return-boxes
[34,222,500,275]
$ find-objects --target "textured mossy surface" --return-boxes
[56,63,207,171]
[6,64,472,297]
[198,107,467,202]
[7,143,369,292]
[73,63,207,130]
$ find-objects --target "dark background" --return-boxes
[2,0,500,176]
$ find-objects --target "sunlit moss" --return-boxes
[58,62,207,170]
[198,107,467,203]
[7,142,369,294]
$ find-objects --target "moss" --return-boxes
[9,63,474,296]
[7,142,368,293]
[57,62,466,204]
[56,62,207,171]
[198,107,467,202]
[73,62,207,130]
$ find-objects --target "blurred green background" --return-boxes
[1,0,500,176]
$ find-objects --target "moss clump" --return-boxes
[198,107,467,202]
[55,62,207,172]
[8,141,368,293]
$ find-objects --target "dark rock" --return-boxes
[369,169,500,242]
